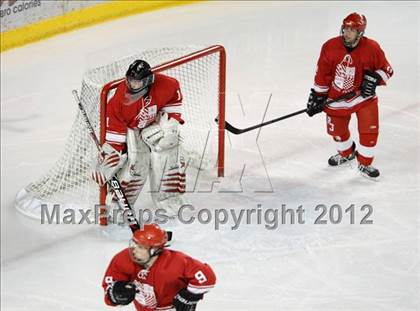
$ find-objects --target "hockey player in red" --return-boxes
[306,12,393,179]
[102,224,216,310]
[91,60,186,220]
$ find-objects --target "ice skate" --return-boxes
[358,163,380,180]
[328,143,356,166]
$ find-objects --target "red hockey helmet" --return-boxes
[132,224,168,249]
[342,12,367,33]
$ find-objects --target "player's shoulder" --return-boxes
[111,248,135,268]
[154,73,180,89]
[162,249,213,269]
[159,250,216,282]
[112,248,131,260]
[158,249,194,266]
[109,80,127,104]
[322,36,343,49]
[160,249,190,261]
[361,37,382,50]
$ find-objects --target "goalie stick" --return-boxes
[73,90,140,233]
[217,91,357,135]
[72,90,173,241]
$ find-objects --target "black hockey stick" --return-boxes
[217,92,356,135]
[73,90,173,241]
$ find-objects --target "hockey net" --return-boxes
[15,45,226,220]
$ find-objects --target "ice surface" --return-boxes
[1,2,419,310]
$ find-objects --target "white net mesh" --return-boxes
[15,46,223,219]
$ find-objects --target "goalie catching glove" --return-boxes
[172,288,203,311]
[107,281,137,305]
[141,112,180,152]
[91,143,127,186]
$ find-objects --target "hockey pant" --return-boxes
[326,98,379,166]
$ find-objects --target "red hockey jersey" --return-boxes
[105,73,183,152]
[313,36,393,115]
[102,248,216,311]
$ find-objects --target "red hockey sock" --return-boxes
[357,152,374,166]
[339,143,355,158]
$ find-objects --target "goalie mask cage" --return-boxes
[15,45,226,221]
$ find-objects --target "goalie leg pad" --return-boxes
[108,129,151,207]
[149,142,186,214]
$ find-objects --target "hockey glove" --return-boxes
[91,143,127,186]
[306,88,327,117]
[361,71,382,98]
[173,288,203,311]
[141,112,179,152]
[107,281,137,305]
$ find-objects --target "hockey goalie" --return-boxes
[91,59,187,222]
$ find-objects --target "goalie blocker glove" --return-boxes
[306,88,327,117]
[361,71,382,98]
[107,281,137,305]
[173,288,203,311]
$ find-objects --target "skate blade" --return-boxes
[328,159,356,169]
[358,170,381,182]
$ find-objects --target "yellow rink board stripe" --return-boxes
[1,0,201,52]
